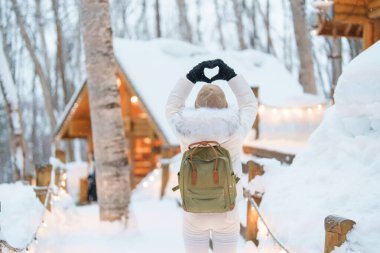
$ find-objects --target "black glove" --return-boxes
[210,59,237,82]
[186,61,214,83]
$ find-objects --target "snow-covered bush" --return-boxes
[0,183,43,248]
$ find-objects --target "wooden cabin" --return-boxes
[54,65,179,187]
[314,0,380,48]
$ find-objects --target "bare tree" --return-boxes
[35,0,51,82]
[176,0,192,42]
[289,0,317,94]
[243,0,259,49]
[155,0,161,37]
[52,0,69,104]
[0,34,26,181]
[195,0,202,43]
[80,0,131,221]
[232,0,247,49]
[214,0,225,49]
[11,0,57,129]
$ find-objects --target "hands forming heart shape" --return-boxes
[186,59,236,84]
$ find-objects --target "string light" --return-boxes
[1,162,67,252]
[130,96,138,104]
[142,182,149,188]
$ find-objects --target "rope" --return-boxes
[0,162,66,252]
[244,189,291,253]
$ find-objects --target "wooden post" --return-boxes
[324,215,356,253]
[251,87,260,139]
[35,164,52,211]
[363,22,374,49]
[79,177,89,205]
[52,150,68,191]
[245,160,264,245]
[160,145,171,199]
[55,149,66,163]
[374,20,380,43]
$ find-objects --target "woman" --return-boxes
[166,59,258,253]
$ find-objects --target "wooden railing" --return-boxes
[241,160,357,252]
[0,151,67,253]
[324,215,356,253]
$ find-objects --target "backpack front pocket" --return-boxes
[186,187,226,212]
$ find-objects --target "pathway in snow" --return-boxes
[35,169,252,253]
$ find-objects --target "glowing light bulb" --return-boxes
[317,104,323,110]
[149,175,154,182]
[307,108,313,114]
[117,77,122,88]
[142,182,149,188]
[42,220,47,227]
[258,105,265,114]
[131,96,138,104]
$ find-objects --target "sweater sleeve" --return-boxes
[165,77,194,129]
[228,75,258,135]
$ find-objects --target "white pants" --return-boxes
[182,208,240,253]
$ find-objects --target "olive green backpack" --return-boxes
[172,141,240,213]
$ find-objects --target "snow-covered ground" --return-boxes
[0,166,249,253]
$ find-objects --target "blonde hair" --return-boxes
[195,84,228,109]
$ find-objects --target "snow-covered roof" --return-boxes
[113,38,326,145]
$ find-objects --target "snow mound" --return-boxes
[247,41,380,252]
[0,183,44,248]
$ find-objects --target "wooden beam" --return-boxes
[334,4,367,16]
[160,145,170,198]
[243,145,295,164]
[334,14,369,25]
[363,22,375,49]
[68,119,91,137]
[335,0,366,5]
[324,215,356,253]
[374,20,380,42]
[368,0,380,10]
[368,8,380,18]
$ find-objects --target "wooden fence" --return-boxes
[0,150,67,253]
[241,160,356,253]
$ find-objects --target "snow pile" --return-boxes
[0,182,44,248]
[247,42,380,252]
[113,38,326,145]
[65,161,88,203]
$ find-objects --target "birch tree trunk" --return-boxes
[176,0,192,42]
[289,0,317,94]
[232,0,247,49]
[0,35,26,181]
[81,0,131,221]
[11,0,56,129]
